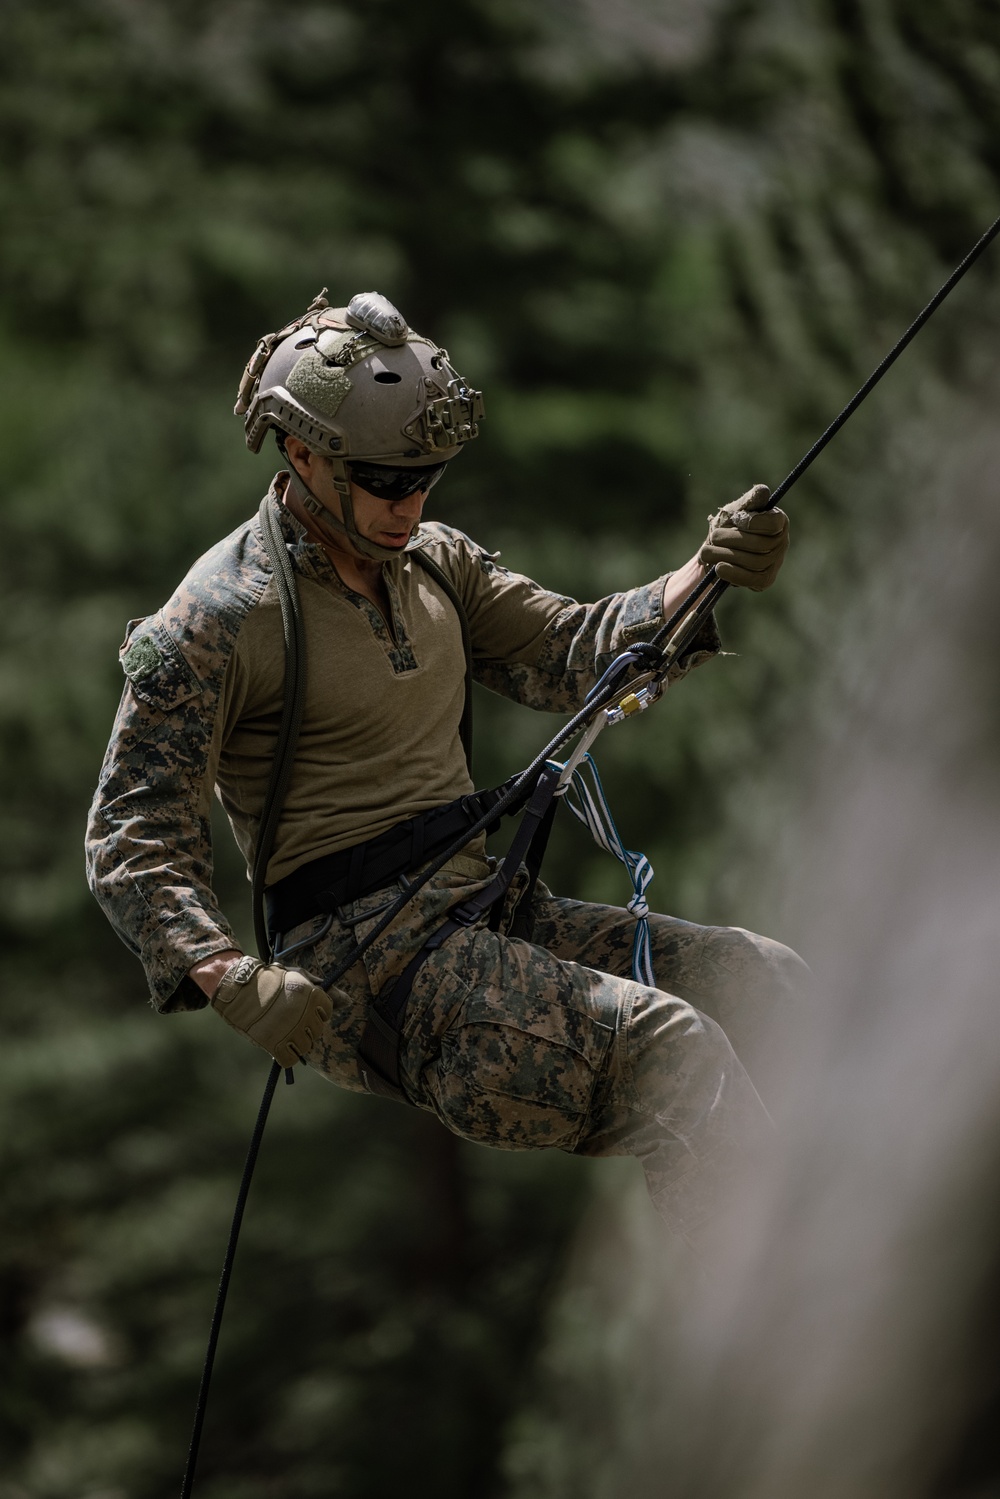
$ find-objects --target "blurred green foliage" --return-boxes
[1,0,998,1495]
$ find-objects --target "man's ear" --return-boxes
[283,434,311,479]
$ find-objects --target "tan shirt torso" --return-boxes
[216,539,474,883]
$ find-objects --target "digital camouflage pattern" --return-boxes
[275,855,807,1240]
[86,480,720,1014]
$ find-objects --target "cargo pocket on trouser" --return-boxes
[419,927,620,1151]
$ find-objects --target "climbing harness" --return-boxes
[179,209,1000,1498]
[361,746,663,1096]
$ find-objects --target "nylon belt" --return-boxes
[264,779,519,940]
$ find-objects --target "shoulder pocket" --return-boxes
[120,615,201,712]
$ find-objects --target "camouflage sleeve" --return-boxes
[420,525,720,712]
[85,614,245,1014]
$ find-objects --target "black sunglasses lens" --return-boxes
[348,462,446,499]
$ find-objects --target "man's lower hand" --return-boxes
[698,483,789,591]
[210,955,332,1067]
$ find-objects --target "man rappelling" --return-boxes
[86,289,806,1248]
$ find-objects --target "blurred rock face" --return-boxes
[502,380,1000,1499]
[667,398,1000,1499]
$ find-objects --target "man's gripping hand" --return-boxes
[210,955,332,1067]
[698,483,789,591]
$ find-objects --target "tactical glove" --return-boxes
[698,483,789,591]
[211,955,332,1066]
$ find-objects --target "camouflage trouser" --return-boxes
[279,852,807,1242]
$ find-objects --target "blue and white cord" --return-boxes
[550,753,656,988]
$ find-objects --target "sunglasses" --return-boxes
[347,460,447,501]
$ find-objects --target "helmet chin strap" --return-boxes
[283,459,418,565]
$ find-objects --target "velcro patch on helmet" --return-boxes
[287,349,354,417]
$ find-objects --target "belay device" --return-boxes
[180,210,1000,1498]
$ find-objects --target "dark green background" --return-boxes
[2,1,998,1495]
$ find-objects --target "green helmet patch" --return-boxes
[285,347,353,417]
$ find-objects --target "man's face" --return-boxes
[310,456,432,555]
[345,476,428,552]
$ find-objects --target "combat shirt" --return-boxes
[86,476,718,1014]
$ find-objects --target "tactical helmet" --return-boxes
[235,290,484,561]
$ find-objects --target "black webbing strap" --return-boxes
[503,788,559,940]
[356,765,562,1101]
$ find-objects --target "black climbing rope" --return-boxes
[179,1060,282,1499]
